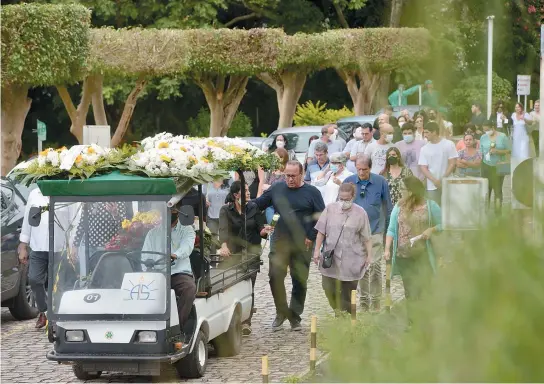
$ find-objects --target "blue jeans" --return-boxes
[265,206,275,224]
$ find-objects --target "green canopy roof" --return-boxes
[37,171,178,197]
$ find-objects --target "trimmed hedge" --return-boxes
[1,3,91,86]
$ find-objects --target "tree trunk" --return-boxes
[56,75,101,144]
[197,75,249,137]
[1,84,31,175]
[91,75,108,126]
[375,0,405,110]
[337,69,384,115]
[111,77,147,147]
[258,71,306,129]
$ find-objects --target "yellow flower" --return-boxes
[158,142,169,149]
[121,219,131,229]
[56,146,67,152]
[87,147,95,154]
[39,148,51,156]
[75,155,83,163]
[179,146,187,152]
[160,154,172,163]
[189,156,197,163]
[201,158,209,163]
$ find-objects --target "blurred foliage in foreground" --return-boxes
[319,214,544,382]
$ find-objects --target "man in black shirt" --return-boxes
[254,161,325,331]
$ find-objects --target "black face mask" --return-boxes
[387,156,399,165]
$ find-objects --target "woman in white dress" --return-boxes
[511,102,533,159]
[312,152,353,205]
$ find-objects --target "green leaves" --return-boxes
[294,101,354,126]
[1,3,91,87]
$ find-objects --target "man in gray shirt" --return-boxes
[306,124,345,164]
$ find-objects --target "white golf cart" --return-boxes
[30,172,259,380]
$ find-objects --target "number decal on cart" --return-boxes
[83,293,101,303]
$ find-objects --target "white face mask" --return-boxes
[276,140,285,148]
[353,131,363,140]
[330,133,337,141]
[399,122,405,128]
[385,134,394,143]
[485,130,493,136]
[340,200,353,210]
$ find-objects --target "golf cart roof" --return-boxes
[37,171,178,197]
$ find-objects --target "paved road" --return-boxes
[1,248,405,384]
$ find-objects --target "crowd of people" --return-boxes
[17,98,540,336]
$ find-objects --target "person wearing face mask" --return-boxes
[219,181,272,335]
[363,123,396,174]
[380,147,413,206]
[344,127,363,159]
[313,183,372,315]
[394,123,426,180]
[142,203,196,332]
[480,120,510,214]
[312,152,354,205]
[269,134,296,161]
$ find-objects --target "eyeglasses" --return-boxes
[359,185,367,198]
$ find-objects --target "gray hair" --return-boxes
[329,152,347,164]
[355,154,372,169]
[314,141,328,154]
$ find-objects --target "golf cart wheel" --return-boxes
[175,330,208,378]
[213,309,242,357]
[72,362,102,380]
[9,265,39,320]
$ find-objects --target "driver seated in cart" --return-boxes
[142,202,196,330]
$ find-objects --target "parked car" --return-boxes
[262,126,349,164]
[1,176,39,320]
[336,115,376,139]
[240,137,266,149]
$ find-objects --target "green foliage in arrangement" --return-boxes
[293,101,354,126]
[447,72,513,126]
[1,3,91,87]
[187,108,254,138]
[319,214,544,382]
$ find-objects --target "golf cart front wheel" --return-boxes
[175,330,208,378]
[72,362,102,381]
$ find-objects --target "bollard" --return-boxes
[262,355,269,383]
[310,315,317,373]
[351,290,357,325]
[385,263,392,313]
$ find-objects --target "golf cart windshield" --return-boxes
[49,199,170,317]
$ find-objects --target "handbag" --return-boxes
[321,214,350,269]
[496,153,511,176]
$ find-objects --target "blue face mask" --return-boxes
[403,134,414,143]
[330,164,339,173]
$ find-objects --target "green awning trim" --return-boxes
[37,171,178,196]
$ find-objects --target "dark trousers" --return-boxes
[322,276,358,313]
[395,255,431,324]
[269,239,311,323]
[171,273,196,328]
[29,251,49,313]
[481,162,505,211]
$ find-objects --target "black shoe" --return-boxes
[272,314,286,332]
[290,320,302,332]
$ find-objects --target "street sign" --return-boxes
[441,177,489,230]
[516,75,531,95]
[37,120,46,141]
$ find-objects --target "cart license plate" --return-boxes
[83,362,139,373]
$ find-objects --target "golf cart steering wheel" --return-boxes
[125,250,170,271]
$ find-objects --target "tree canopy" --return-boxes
[1,3,91,87]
